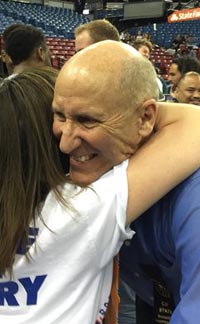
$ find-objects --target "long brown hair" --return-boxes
[0,66,67,275]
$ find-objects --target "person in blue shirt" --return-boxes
[119,166,200,323]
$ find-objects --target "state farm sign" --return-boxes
[168,7,200,23]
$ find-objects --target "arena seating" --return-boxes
[1,0,200,73]
[150,48,173,77]
[0,0,87,68]
[129,20,200,48]
[0,0,90,38]
[46,38,75,68]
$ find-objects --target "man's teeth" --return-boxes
[74,155,93,162]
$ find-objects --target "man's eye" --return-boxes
[54,111,66,122]
[77,116,98,128]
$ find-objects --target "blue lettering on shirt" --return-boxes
[16,227,39,255]
[0,275,47,306]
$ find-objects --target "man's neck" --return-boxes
[13,60,44,74]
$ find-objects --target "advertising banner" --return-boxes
[168,7,200,23]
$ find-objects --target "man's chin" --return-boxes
[69,163,114,186]
[69,171,100,187]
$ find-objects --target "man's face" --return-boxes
[138,45,150,59]
[168,63,181,86]
[52,74,141,186]
[75,30,94,52]
[175,74,200,105]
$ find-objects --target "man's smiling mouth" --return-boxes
[71,154,97,162]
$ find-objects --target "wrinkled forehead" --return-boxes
[54,64,104,100]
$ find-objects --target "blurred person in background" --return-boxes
[5,24,51,75]
[1,23,24,75]
[75,19,120,52]
[167,56,200,97]
[133,38,168,98]
[174,71,200,105]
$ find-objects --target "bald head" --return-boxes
[55,40,158,109]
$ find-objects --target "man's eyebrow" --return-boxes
[76,112,100,121]
[75,111,105,121]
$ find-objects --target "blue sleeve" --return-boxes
[170,173,200,323]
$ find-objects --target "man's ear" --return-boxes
[138,99,158,138]
[37,47,46,62]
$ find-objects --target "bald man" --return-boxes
[52,40,200,324]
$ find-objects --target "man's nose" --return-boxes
[59,119,82,153]
[193,90,200,98]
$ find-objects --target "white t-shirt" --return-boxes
[0,160,133,324]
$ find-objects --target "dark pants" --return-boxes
[118,278,136,324]
[136,295,154,324]
[118,278,154,324]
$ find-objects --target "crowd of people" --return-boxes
[1,19,200,324]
